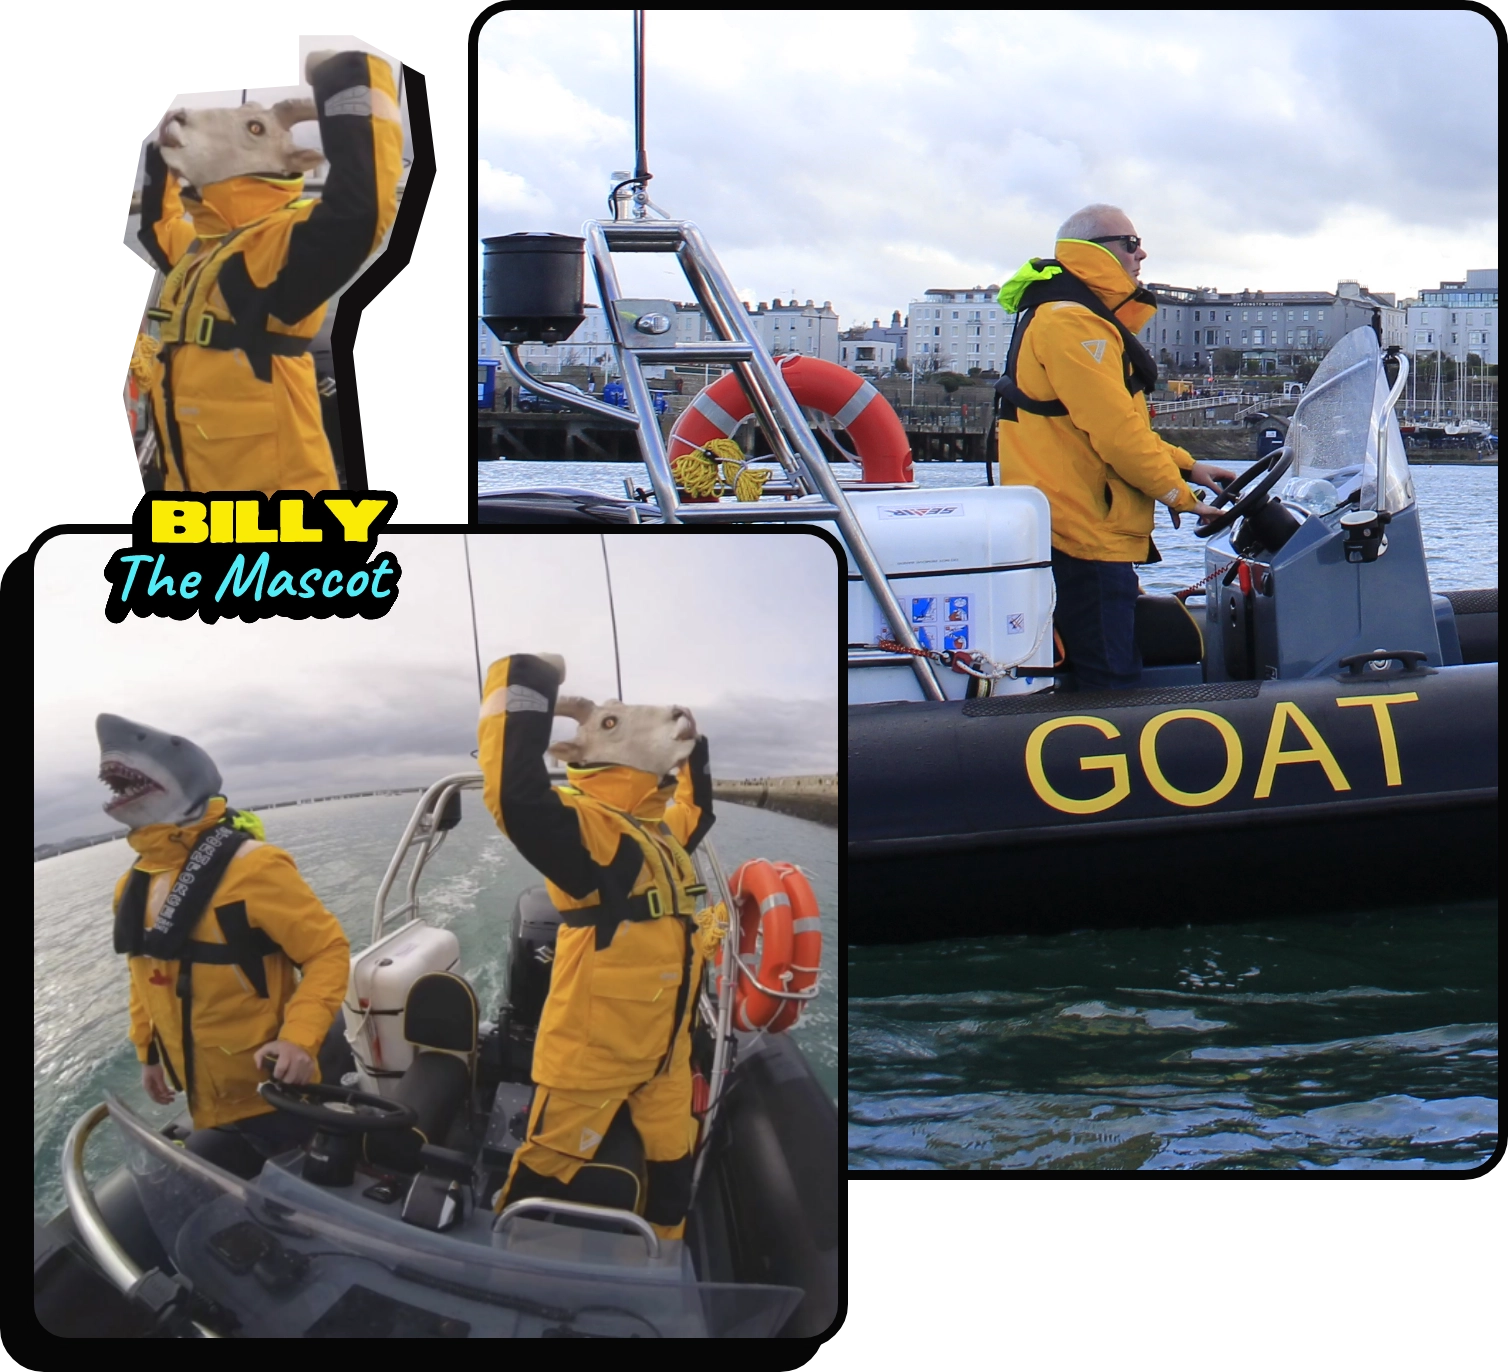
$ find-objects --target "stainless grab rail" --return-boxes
[61,1104,143,1294]
[371,773,484,945]
[493,346,641,427]
[493,1198,661,1259]
[577,216,944,698]
[60,1102,223,1336]
[627,342,755,364]
[1376,351,1409,509]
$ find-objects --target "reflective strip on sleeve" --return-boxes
[506,684,550,713]
[325,86,373,118]
[833,381,879,429]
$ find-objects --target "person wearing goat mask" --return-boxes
[478,654,715,1241]
[131,50,403,493]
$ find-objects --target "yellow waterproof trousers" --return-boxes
[497,1065,697,1241]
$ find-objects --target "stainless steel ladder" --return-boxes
[492,215,944,699]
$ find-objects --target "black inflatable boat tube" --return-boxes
[850,664,1498,942]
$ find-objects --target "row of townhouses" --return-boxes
[479,269,1495,379]
[1139,280,1406,372]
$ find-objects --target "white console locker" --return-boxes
[833,486,1055,704]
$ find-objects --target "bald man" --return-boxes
[995,205,1233,689]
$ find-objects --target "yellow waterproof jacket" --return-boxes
[134,51,402,494]
[996,239,1199,561]
[478,655,714,1093]
[115,799,350,1128]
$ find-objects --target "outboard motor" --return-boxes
[1201,327,1444,681]
[489,887,564,1082]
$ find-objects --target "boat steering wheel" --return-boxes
[1193,447,1295,540]
[258,1079,416,1135]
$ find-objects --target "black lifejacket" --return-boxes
[114,815,284,1112]
[995,262,1160,422]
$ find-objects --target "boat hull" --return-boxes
[850,664,1498,943]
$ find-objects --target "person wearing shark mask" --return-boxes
[98,714,350,1178]
[478,654,714,1242]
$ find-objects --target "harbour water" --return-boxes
[850,903,1496,1170]
[33,791,837,1220]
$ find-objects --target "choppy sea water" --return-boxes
[34,792,836,1219]
[849,904,1497,1171]
[844,462,1496,1171]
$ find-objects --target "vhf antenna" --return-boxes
[607,11,652,218]
[462,534,483,701]
[600,534,624,701]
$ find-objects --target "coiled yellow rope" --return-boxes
[670,438,773,502]
[693,900,730,958]
[129,332,162,389]
[732,465,772,503]
[671,448,721,498]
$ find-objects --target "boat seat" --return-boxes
[365,972,479,1174]
[1134,594,1204,666]
[1443,588,1498,665]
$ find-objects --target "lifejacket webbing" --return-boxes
[115,818,285,1115]
[657,917,697,1077]
[151,208,312,386]
[996,261,1160,423]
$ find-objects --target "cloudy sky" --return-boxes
[478,9,1497,326]
[33,531,838,843]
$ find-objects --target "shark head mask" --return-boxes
[96,714,222,830]
[548,698,699,783]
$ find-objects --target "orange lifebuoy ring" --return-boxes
[668,353,913,484]
[766,862,821,1033]
[728,859,793,1030]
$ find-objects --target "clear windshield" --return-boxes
[108,1094,801,1338]
[1280,326,1413,516]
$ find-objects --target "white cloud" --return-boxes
[34,532,838,843]
[476,8,1497,322]
[475,55,629,147]
[477,159,554,218]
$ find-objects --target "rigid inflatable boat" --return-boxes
[849,329,1497,943]
[35,777,837,1338]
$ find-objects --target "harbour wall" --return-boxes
[713,775,837,827]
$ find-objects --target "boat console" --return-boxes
[1198,329,1460,681]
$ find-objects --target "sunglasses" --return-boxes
[1090,234,1142,253]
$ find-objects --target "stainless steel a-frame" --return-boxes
[492,215,943,698]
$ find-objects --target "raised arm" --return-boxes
[261,50,404,325]
[478,654,600,898]
[136,142,197,272]
[663,735,715,854]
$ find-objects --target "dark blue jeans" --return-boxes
[1050,548,1142,691]
[184,1109,315,1179]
